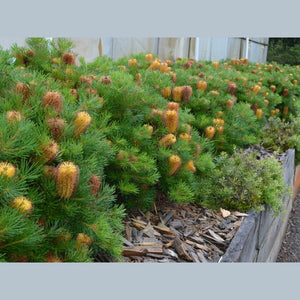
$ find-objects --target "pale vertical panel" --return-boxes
[195,38,212,61]
[61,38,100,63]
[227,38,242,59]
[189,38,196,59]
[0,38,27,50]
[248,42,268,63]
[100,37,114,58]
[210,37,228,61]
[112,38,157,60]
[157,38,190,61]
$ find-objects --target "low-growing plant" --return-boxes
[197,149,289,214]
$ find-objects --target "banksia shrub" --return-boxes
[73,111,92,138]
[55,161,79,199]
[0,162,17,179]
[159,134,177,147]
[168,155,182,175]
[12,196,33,215]
[165,110,179,133]
[42,91,63,115]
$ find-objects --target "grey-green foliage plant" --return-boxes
[198,149,289,214]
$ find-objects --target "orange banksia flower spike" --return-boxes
[55,162,79,199]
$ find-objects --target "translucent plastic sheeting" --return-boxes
[0,38,27,50]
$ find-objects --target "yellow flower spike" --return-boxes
[145,53,153,62]
[205,126,216,139]
[12,196,33,215]
[55,162,79,199]
[159,134,177,148]
[144,124,154,136]
[76,233,93,247]
[283,107,289,116]
[166,60,172,66]
[73,111,92,138]
[179,133,191,142]
[148,59,160,70]
[165,110,179,133]
[160,63,168,73]
[185,160,196,173]
[166,101,180,112]
[213,61,220,69]
[253,85,261,95]
[0,162,17,179]
[256,109,263,119]
[197,81,207,91]
[6,111,23,122]
[161,87,172,99]
[172,86,182,101]
[128,58,138,68]
[168,155,182,175]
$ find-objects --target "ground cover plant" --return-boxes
[0,38,299,261]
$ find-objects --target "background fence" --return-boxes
[0,37,269,63]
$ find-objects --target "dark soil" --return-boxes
[277,189,300,262]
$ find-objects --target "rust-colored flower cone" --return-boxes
[40,140,59,163]
[47,118,66,140]
[181,86,193,103]
[89,175,102,197]
[62,53,76,65]
[227,82,237,95]
[55,162,79,199]
[100,76,112,85]
[42,91,63,115]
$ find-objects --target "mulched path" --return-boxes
[277,188,300,262]
[121,194,247,263]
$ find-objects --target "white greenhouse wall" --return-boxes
[0,37,269,63]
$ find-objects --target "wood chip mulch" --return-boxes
[121,195,248,263]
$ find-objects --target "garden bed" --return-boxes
[120,149,295,263]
